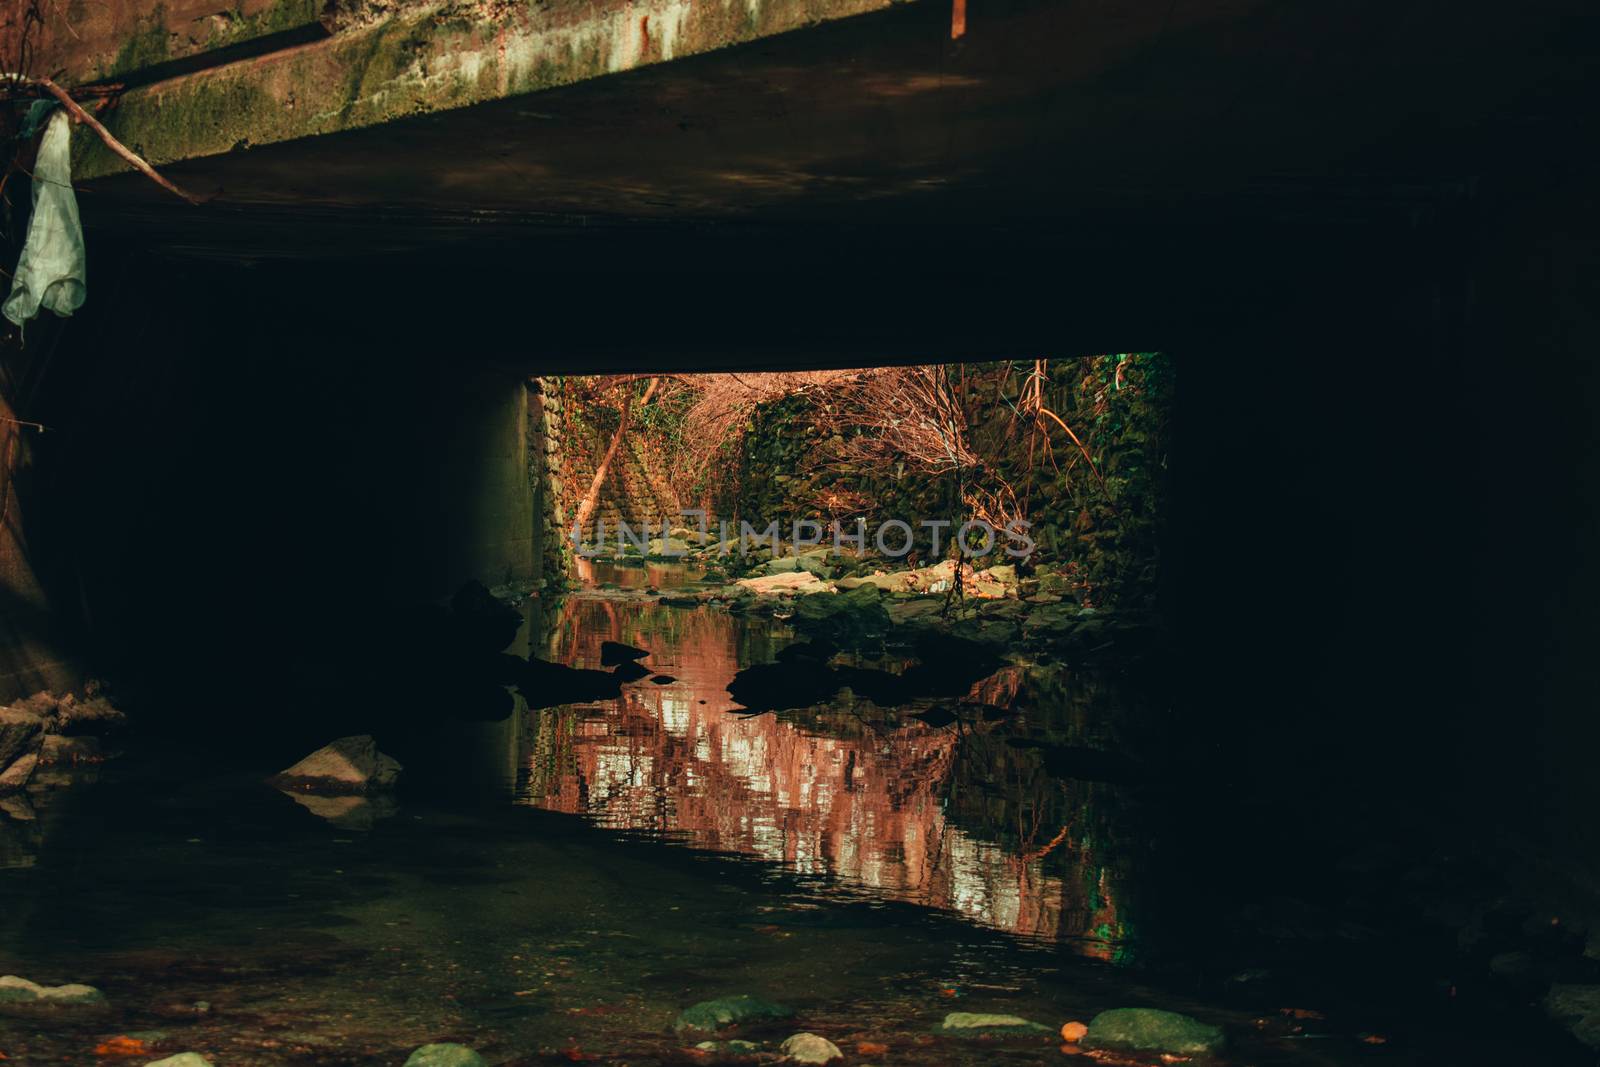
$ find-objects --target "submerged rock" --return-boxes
[1082,1007,1225,1056]
[694,1038,762,1058]
[403,1044,487,1067]
[780,1032,843,1063]
[1545,984,1600,1050]
[145,1055,214,1067]
[0,751,39,794]
[0,974,107,1009]
[936,1012,1053,1037]
[267,735,402,795]
[673,994,793,1033]
[0,707,45,769]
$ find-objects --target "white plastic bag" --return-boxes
[3,108,86,326]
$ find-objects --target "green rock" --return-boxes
[0,974,107,1007]
[648,537,693,556]
[403,1043,487,1067]
[1082,1008,1225,1056]
[936,1011,1052,1037]
[673,994,793,1033]
[145,1056,214,1067]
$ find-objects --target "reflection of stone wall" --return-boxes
[527,378,571,590]
[519,595,1083,942]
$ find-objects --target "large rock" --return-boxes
[936,1012,1053,1037]
[1082,1008,1225,1056]
[0,974,107,1009]
[1545,984,1600,1050]
[52,694,127,736]
[790,583,891,646]
[0,707,45,768]
[780,1032,843,1063]
[0,752,39,795]
[670,526,714,546]
[267,736,402,795]
[404,1044,487,1067]
[648,536,694,556]
[673,994,793,1034]
[145,1055,215,1067]
[736,572,832,596]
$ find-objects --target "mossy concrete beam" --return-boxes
[71,0,907,180]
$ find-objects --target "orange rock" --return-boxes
[857,1042,890,1055]
[1059,1043,1084,1056]
[1060,1021,1088,1042]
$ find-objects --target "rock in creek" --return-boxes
[1081,1007,1225,1056]
[600,641,650,666]
[780,1032,843,1063]
[611,660,652,682]
[0,974,107,1010]
[267,735,403,795]
[673,994,794,1034]
[403,1043,487,1067]
[693,1038,762,1059]
[0,707,45,769]
[0,751,39,795]
[936,1011,1053,1037]
[145,1055,215,1067]
[1545,984,1600,1050]
[51,694,128,736]
[39,734,110,765]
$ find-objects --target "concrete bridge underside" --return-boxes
[1,0,1598,863]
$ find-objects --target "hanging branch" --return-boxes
[7,75,199,204]
[1036,406,1116,512]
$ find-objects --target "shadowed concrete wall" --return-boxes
[0,252,536,712]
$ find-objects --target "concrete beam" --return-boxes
[66,0,903,180]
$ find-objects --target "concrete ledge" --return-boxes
[74,0,905,180]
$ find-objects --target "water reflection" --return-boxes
[573,557,704,589]
[516,585,1143,954]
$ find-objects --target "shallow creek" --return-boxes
[0,564,1583,1064]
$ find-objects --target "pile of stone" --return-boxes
[0,684,127,801]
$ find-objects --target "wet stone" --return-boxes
[1082,1007,1225,1056]
[0,707,45,768]
[936,1011,1053,1037]
[145,1056,215,1067]
[673,994,793,1033]
[0,974,107,1009]
[267,735,403,796]
[403,1043,487,1067]
[1545,984,1600,1050]
[694,1038,762,1059]
[781,1032,843,1063]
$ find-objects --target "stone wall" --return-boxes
[527,377,572,592]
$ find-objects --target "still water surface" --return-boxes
[0,563,1577,1064]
